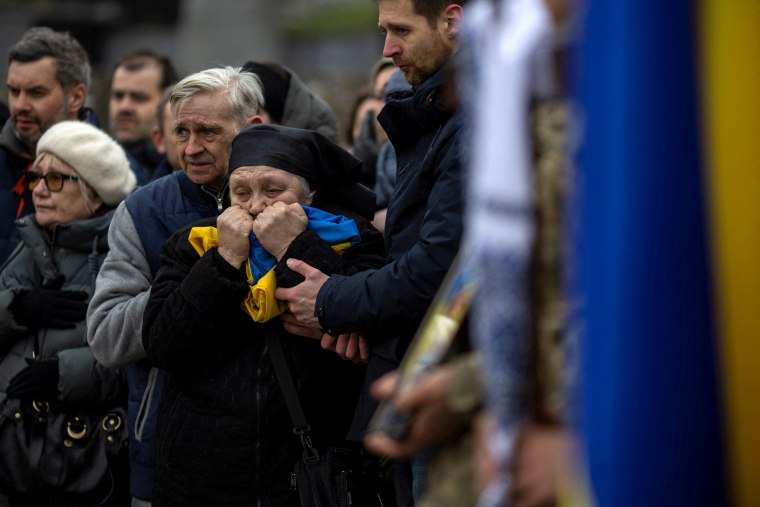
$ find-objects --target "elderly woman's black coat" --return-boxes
[142,204,384,507]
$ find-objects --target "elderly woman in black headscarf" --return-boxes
[141,124,384,506]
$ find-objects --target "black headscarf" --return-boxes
[228,124,376,219]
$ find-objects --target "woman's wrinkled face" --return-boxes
[30,155,98,229]
[229,166,313,218]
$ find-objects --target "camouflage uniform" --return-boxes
[418,97,573,507]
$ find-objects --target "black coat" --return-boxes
[142,205,384,506]
[315,68,465,437]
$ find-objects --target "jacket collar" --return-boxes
[0,119,32,161]
[378,66,455,150]
[14,211,113,285]
[176,170,230,212]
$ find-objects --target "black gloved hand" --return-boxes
[11,287,88,329]
[6,357,60,401]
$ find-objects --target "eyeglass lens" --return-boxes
[26,172,70,192]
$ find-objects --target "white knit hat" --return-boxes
[36,121,137,206]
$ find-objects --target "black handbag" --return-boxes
[0,397,129,506]
[266,329,395,507]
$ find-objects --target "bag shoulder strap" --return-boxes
[264,325,312,439]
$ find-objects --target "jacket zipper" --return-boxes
[200,182,228,213]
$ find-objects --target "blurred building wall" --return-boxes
[0,0,385,145]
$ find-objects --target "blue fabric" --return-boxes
[125,364,165,500]
[574,2,727,506]
[247,234,273,283]
[247,205,360,282]
[126,171,223,277]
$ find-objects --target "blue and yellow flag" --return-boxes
[699,2,760,506]
[189,206,360,323]
[572,1,760,506]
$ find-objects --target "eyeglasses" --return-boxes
[24,171,79,192]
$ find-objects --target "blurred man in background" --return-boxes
[108,49,177,182]
[1,27,91,264]
[148,87,181,178]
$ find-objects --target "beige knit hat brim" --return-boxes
[36,121,137,206]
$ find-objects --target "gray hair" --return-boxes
[170,66,264,126]
[8,27,91,91]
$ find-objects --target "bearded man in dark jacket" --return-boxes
[141,124,385,506]
[275,1,467,504]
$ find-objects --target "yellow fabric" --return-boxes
[189,226,285,322]
[331,241,351,255]
[188,227,219,256]
[699,2,760,505]
[241,267,288,323]
[188,226,349,324]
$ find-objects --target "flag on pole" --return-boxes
[699,1,760,506]
[572,2,733,505]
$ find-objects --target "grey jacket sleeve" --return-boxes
[86,202,152,367]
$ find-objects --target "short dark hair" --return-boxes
[414,0,469,26]
[377,0,468,27]
[112,49,178,90]
[8,27,91,91]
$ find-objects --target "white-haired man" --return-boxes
[86,66,263,506]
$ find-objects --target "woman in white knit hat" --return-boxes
[0,120,136,506]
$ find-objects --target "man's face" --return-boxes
[174,92,245,190]
[379,0,454,85]
[7,57,79,149]
[109,65,163,144]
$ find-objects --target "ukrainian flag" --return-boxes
[700,2,760,506]
[572,1,760,506]
[189,206,360,323]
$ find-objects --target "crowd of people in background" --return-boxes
[0,0,575,506]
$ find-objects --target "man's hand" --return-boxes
[217,205,254,268]
[274,259,329,328]
[321,332,370,362]
[280,310,369,362]
[252,202,308,260]
[280,310,322,339]
[509,424,571,507]
[364,366,468,459]
[473,414,572,507]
